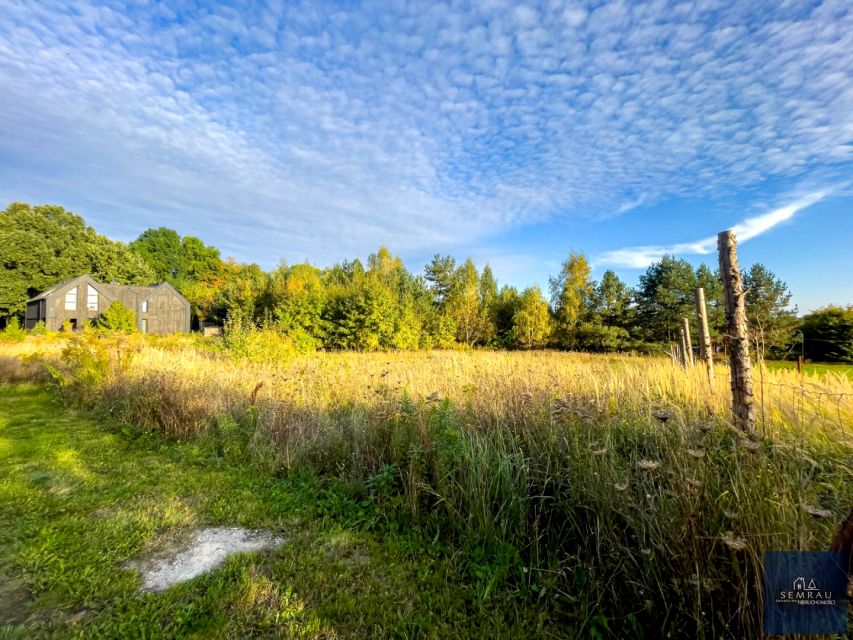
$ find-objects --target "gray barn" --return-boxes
[25,275,191,334]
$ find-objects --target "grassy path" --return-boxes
[0,385,546,639]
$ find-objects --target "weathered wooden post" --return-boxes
[678,327,687,367]
[694,288,714,388]
[718,230,755,432]
[681,317,694,367]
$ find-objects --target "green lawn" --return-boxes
[0,385,552,639]
[764,360,853,378]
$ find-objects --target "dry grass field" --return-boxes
[1,333,851,637]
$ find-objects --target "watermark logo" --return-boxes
[763,551,848,635]
[776,575,836,606]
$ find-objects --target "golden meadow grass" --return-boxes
[1,334,851,636]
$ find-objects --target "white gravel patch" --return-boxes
[132,527,285,592]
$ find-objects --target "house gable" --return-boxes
[26,275,190,333]
[136,282,191,333]
[28,275,116,305]
[26,275,119,331]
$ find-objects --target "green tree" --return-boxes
[392,295,423,350]
[493,285,520,348]
[130,228,223,287]
[510,286,551,349]
[216,262,268,325]
[178,236,224,284]
[0,202,155,319]
[323,259,365,288]
[424,254,457,306]
[635,255,698,343]
[128,228,183,282]
[367,246,405,288]
[429,313,457,349]
[577,269,634,352]
[446,259,490,347]
[800,306,853,363]
[323,276,396,351]
[266,262,327,341]
[590,270,633,328]
[96,301,137,334]
[743,263,798,355]
[479,264,499,345]
[130,228,225,323]
[549,251,594,348]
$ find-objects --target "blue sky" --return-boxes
[1,0,851,312]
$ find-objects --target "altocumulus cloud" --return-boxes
[0,0,851,263]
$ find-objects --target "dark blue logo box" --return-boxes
[763,551,848,635]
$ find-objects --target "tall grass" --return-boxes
[2,335,851,636]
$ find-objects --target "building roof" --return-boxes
[27,275,86,301]
[100,283,157,299]
[26,276,188,308]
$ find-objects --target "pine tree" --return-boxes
[591,270,633,328]
[478,264,498,345]
[424,254,457,306]
[635,255,697,343]
[744,263,798,354]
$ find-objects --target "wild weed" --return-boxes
[1,338,850,636]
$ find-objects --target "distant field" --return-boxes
[764,359,853,379]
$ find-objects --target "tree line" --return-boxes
[1,202,850,360]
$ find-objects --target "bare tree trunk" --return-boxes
[718,230,756,432]
[681,317,694,367]
[695,288,714,389]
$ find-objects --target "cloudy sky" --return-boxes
[1,0,851,310]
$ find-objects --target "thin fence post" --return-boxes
[695,287,714,389]
[681,317,694,367]
[718,230,756,432]
[678,328,687,367]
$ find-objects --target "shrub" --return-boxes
[96,301,137,334]
[53,334,141,401]
[57,335,111,393]
[575,322,632,352]
[1,317,26,342]
[800,305,853,362]
[30,320,47,336]
[223,311,310,365]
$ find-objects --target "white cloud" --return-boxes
[0,1,851,265]
[596,190,830,269]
